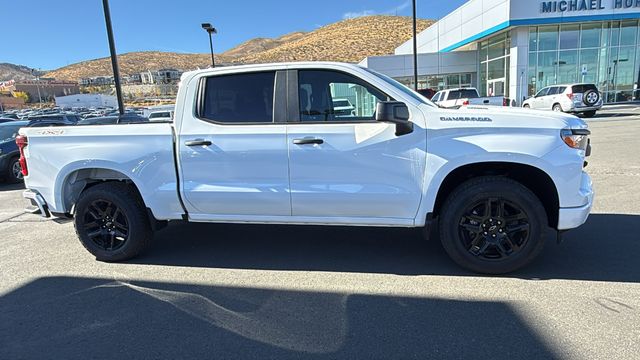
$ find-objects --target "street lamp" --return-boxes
[201,23,217,68]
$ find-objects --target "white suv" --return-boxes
[523,84,602,118]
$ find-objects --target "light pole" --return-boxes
[201,23,217,68]
[412,0,418,91]
[102,0,125,116]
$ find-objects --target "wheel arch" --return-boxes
[57,166,147,217]
[431,162,560,229]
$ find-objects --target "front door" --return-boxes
[178,70,291,218]
[286,69,425,222]
[487,79,505,97]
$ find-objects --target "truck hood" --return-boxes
[423,104,588,131]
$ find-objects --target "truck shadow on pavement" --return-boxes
[0,276,561,359]
[132,213,640,283]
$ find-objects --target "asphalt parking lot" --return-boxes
[1,107,639,359]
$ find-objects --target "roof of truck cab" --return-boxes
[182,62,365,78]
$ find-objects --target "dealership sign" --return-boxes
[541,0,640,13]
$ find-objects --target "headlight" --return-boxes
[561,128,590,150]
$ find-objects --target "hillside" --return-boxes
[44,15,434,82]
[233,16,433,64]
[0,63,38,82]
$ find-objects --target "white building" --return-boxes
[140,69,182,84]
[361,0,640,104]
[55,94,118,108]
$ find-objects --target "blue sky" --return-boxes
[0,0,466,70]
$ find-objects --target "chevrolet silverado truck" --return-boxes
[18,62,593,274]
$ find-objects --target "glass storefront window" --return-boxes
[610,21,621,47]
[538,52,558,88]
[529,27,538,51]
[579,48,599,83]
[488,58,506,81]
[560,25,580,49]
[558,50,578,84]
[446,74,460,88]
[581,24,601,48]
[615,47,636,91]
[538,26,559,51]
[620,20,638,46]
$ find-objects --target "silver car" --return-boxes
[523,84,602,118]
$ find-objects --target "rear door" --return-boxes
[285,69,425,223]
[178,70,291,219]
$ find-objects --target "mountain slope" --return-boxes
[0,63,37,82]
[43,15,434,81]
[233,16,433,64]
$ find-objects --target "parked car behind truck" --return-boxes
[431,88,511,108]
[18,62,593,274]
[523,83,602,117]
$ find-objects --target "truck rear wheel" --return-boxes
[439,177,547,274]
[74,182,152,262]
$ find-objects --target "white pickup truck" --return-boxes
[432,88,510,108]
[18,62,593,274]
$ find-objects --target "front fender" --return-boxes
[414,128,563,226]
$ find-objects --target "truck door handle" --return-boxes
[185,139,212,146]
[293,138,324,145]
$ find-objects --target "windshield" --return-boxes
[0,123,23,142]
[360,67,436,107]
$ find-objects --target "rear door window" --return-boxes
[201,71,276,124]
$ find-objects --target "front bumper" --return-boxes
[557,172,593,230]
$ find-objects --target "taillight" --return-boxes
[567,92,574,100]
[15,135,28,176]
[462,100,470,106]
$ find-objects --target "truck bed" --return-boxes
[20,123,184,220]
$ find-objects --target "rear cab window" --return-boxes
[200,71,276,124]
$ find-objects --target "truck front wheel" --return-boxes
[439,177,547,274]
[74,182,153,262]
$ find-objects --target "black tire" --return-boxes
[582,110,596,118]
[439,177,547,274]
[74,182,153,262]
[523,104,530,109]
[4,156,24,183]
[552,104,563,112]
[583,90,600,106]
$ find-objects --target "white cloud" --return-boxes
[342,1,414,20]
[343,9,376,19]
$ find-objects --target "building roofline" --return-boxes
[441,12,640,52]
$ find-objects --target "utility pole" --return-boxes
[102,0,125,116]
[412,0,419,91]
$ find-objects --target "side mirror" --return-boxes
[375,101,413,136]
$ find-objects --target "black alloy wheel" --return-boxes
[458,197,530,261]
[74,182,152,261]
[82,199,129,251]
[439,177,547,274]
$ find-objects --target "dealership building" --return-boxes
[361,0,640,104]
